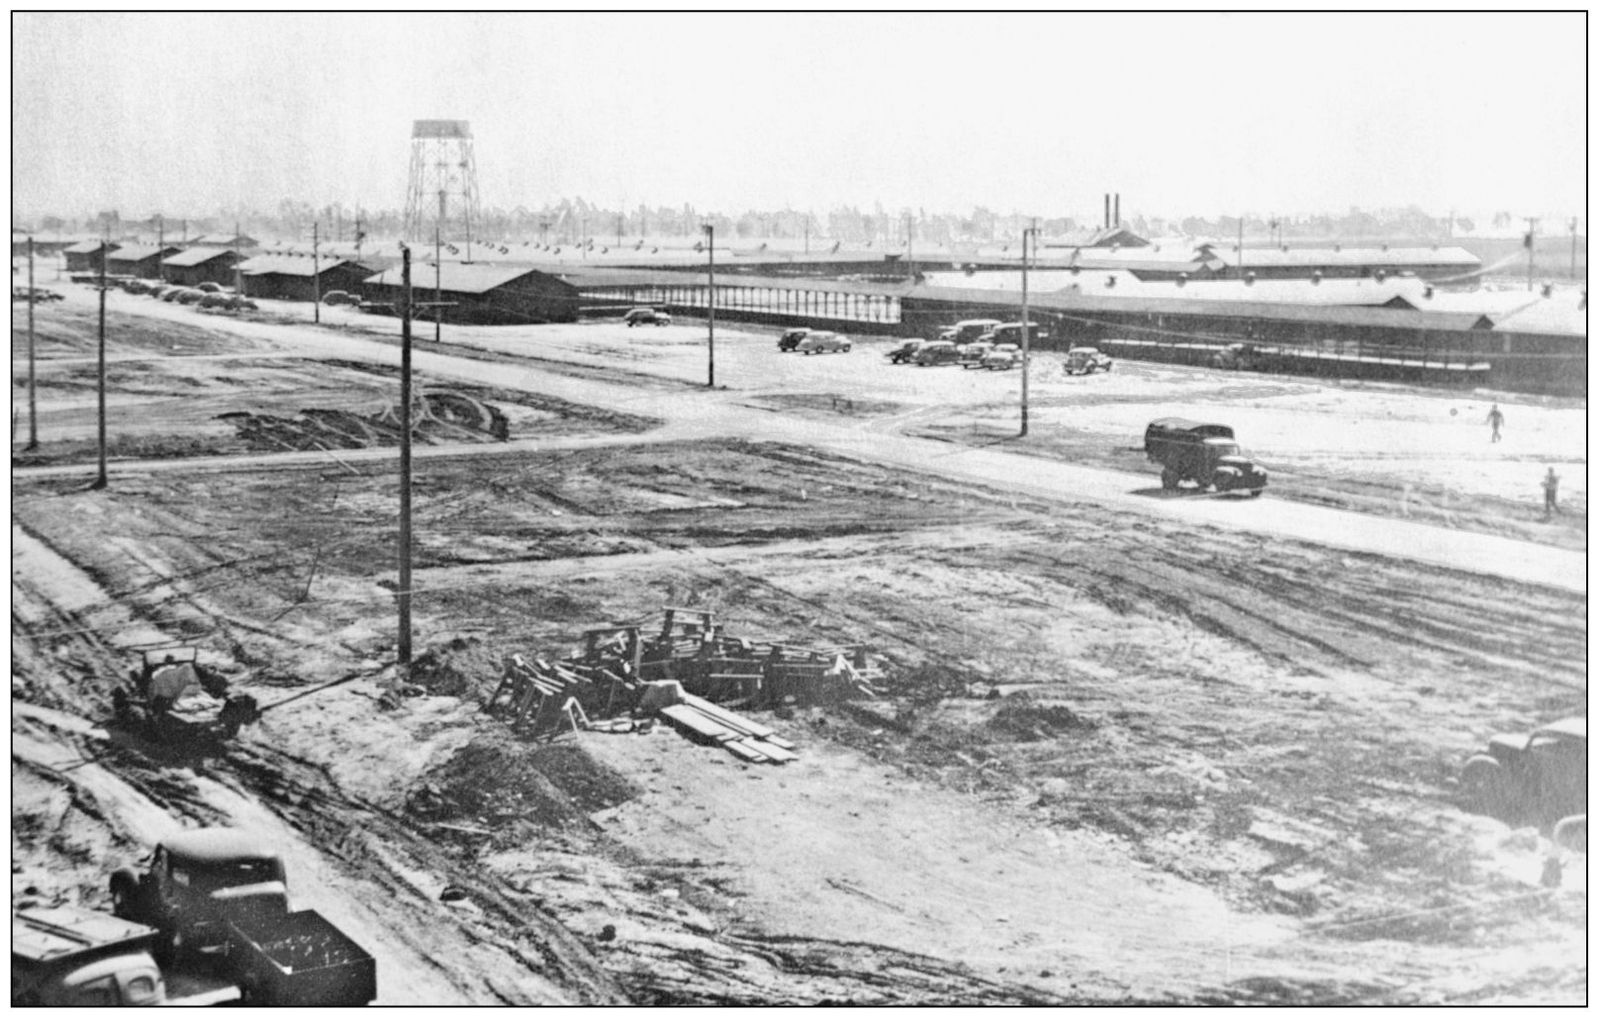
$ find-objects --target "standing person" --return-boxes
[1542,467,1561,519]
[1485,403,1505,443]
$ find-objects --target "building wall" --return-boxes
[168,255,241,288]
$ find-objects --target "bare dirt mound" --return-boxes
[408,637,503,698]
[412,735,641,833]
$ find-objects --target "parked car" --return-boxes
[913,340,961,366]
[322,290,356,306]
[983,322,1049,346]
[957,337,996,368]
[938,318,1003,344]
[1460,717,1585,841]
[886,339,927,364]
[777,328,810,351]
[1065,347,1113,375]
[174,289,205,305]
[1211,342,1260,371]
[624,307,671,327]
[796,330,851,355]
[1144,418,1268,495]
[195,282,224,294]
[12,286,63,303]
[980,343,1023,370]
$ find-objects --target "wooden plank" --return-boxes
[738,738,797,764]
[723,739,769,763]
[659,704,737,743]
[681,693,775,739]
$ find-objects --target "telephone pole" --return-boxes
[1020,225,1038,437]
[92,230,108,490]
[1524,217,1539,291]
[25,236,37,450]
[397,247,414,678]
[704,224,716,387]
[311,221,321,324]
[435,225,443,343]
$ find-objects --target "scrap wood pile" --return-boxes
[482,608,884,763]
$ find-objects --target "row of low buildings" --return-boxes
[41,231,1581,396]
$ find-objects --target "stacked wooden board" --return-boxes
[658,692,798,764]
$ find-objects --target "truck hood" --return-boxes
[1216,456,1266,473]
[209,880,287,903]
[1488,733,1528,752]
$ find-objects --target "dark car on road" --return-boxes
[624,307,671,327]
[913,340,961,366]
[778,328,810,351]
[886,339,926,364]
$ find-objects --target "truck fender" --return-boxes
[109,868,140,918]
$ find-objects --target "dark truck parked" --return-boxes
[1144,418,1268,495]
[110,828,375,1006]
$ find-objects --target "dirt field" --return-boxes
[9,282,1586,1004]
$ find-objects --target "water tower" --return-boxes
[403,119,481,245]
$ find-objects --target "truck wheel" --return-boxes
[109,870,138,919]
[1161,467,1179,490]
[1249,489,1263,498]
[1460,755,1509,816]
[1194,479,1212,492]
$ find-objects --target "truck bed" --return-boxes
[226,909,375,1006]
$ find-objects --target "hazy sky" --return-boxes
[10,13,1587,224]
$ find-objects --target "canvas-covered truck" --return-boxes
[109,828,376,1006]
[1144,418,1268,495]
[11,905,241,1006]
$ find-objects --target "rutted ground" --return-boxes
[9,292,1585,1003]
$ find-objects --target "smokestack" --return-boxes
[1114,194,1120,229]
[1104,194,1110,230]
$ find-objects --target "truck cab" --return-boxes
[1144,418,1268,495]
[939,319,1003,344]
[111,829,289,959]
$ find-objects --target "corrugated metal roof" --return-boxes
[1487,294,1587,336]
[106,244,179,263]
[555,266,911,296]
[63,239,112,254]
[162,246,239,267]
[362,262,547,295]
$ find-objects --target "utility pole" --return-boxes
[804,217,810,255]
[93,230,108,490]
[1570,217,1579,279]
[704,224,715,387]
[906,212,914,280]
[311,221,320,324]
[1020,226,1037,437]
[24,237,37,445]
[435,225,443,342]
[398,247,414,678]
[355,210,364,262]
[156,216,164,283]
[1524,217,1539,292]
[1237,215,1244,273]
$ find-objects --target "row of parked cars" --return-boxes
[104,277,259,311]
[12,286,64,303]
[885,318,1114,375]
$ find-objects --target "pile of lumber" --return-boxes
[658,691,798,764]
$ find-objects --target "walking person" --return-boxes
[1484,403,1504,443]
[1542,467,1561,519]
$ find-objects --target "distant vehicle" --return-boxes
[796,330,851,355]
[174,289,205,305]
[198,293,232,309]
[195,282,224,294]
[983,322,1049,346]
[913,340,961,366]
[1065,347,1113,375]
[1211,342,1262,371]
[624,307,671,327]
[886,339,926,364]
[11,286,62,303]
[939,319,1003,344]
[979,343,1023,370]
[1143,418,1268,495]
[1461,717,1585,845]
[145,284,169,299]
[321,290,356,306]
[159,288,185,303]
[777,327,810,351]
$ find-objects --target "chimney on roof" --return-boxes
[1104,194,1110,230]
[1114,194,1120,229]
